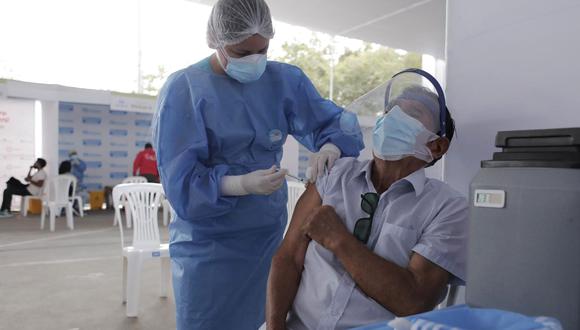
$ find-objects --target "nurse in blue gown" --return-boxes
[153,0,364,328]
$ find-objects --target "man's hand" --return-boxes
[301,205,351,252]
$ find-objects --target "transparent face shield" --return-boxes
[346,70,445,136]
[384,72,442,134]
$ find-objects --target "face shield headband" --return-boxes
[384,68,448,137]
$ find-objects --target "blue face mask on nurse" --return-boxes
[152,0,364,329]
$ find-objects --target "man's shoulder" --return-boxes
[423,178,468,210]
[330,157,367,178]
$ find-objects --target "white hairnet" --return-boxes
[207,0,275,49]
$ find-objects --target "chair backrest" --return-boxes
[45,175,76,205]
[122,176,148,184]
[287,181,306,221]
[113,183,164,250]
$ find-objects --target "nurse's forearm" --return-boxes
[266,254,302,330]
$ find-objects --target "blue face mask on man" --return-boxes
[220,51,267,83]
[372,105,438,162]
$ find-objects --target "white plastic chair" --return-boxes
[161,199,173,226]
[21,182,46,217]
[113,183,170,317]
[68,176,84,218]
[123,176,148,184]
[40,175,76,232]
[285,181,306,235]
[113,176,148,228]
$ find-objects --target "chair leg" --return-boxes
[78,198,84,218]
[163,207,169,227]
[49,206,56,232]
[122,257,128,303]
[113,207,119,226]
[22,197,29,217]
[125,255,142,317]
[160,257,170,298]
[66,204,74,230]
[125,206,132,229]
[40,206,46,230]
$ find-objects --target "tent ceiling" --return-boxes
[191,0,446,58]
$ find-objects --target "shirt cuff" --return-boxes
[412,243,466,285]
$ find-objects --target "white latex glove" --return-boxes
[308,143,341,182]
[220,165,288,196]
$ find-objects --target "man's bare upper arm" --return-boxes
[407,252,451,309]
[277,184,322,268]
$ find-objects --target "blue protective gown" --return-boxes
[70,158,86,190]
[153,57,364,330]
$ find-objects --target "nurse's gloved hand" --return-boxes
[220,166,288,196]
[308,143,341,183]
[242,166,287,195]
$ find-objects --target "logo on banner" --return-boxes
[110,110,128,116]
[59,103,74,112]
[110,163,128,169]
[110,120,129,126]
[86,161,103,169]
[85,175,104,180]
[135,119,151,127]
[82,117,102,125]
[110,172,128,179]
[59,127,74,135]
[136,131,151,138]
[110,142,129,147]
[83,152,102,158]
[109,129,128,137]
[82,130,101,136]
[110,151,128,158]
[83,139,102,146]
[135,141,149,148]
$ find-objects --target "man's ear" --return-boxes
[428,137,449,160]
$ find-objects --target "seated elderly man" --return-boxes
[266,74,468,330]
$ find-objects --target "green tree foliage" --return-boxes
[275,36,333,99]
[142,65,167,95]
[274,35,422,113]
[334,46,422,108]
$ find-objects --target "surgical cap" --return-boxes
[207,0,275,49]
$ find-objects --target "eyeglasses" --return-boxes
[353,192,379,244]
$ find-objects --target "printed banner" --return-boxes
[58,102,154,191]
[110,92,156,114]
[0,99,36,210]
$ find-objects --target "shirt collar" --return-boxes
[360,160,426,197]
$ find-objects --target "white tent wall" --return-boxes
[445,0,580,196]
[41,100,59,178]
[0,99,36,210]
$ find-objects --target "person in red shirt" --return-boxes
[132,143,159,183]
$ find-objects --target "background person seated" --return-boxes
[0,158,48,218]
[132,143,159,183]
[266,81,468,330]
